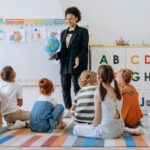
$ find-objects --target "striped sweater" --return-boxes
[73,85,97,124]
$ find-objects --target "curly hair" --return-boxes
[38,78,54,95]
[78,70,97,88]
[65,6,81,22]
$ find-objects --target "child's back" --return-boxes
[29,78,66,133]
[73,65,124,139]
[121,83,143,127]
[94,90,124,139]
[0,66,30,129]
[116,69,143,127]
[72,70,98,124]
[0,79,21,116]
[73,85,97,124]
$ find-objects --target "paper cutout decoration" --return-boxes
[28,28,46,42]
[9,29,26,42]
[4,19,65,25]
[30,28,41,41]
[0,29,5,40]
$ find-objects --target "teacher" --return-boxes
[51,6,89,117]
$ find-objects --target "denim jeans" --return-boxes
[30,101,64,133]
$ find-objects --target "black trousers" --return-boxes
[61,73,80,109]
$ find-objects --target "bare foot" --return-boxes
[56,120,66,129]
[60,121,66,129]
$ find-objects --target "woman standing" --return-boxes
[50,7,89,117]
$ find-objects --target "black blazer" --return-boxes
[56,25,89,75]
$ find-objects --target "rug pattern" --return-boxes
[0,123,150,147]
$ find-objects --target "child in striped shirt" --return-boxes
[72,70,98,124]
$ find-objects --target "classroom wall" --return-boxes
[1,0,150,112]
[0,0,66,111]
[23,86,75,111]
[60,0,150,45]
[0,0,63,18]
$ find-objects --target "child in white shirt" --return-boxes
[0,66,30,129]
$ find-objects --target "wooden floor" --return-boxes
[0,115,150,150]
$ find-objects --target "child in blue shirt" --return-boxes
[29,78,66,133]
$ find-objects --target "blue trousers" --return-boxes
[30,102,64,133]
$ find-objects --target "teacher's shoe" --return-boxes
[63,109,72,118]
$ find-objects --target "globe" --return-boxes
[44,33,60,54]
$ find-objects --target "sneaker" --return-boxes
[63,109,72,118]
[8,120,26,130]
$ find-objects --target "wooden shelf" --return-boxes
[90,44,150,48]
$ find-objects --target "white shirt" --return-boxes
[66,33,72,48]
[66,30,74,48]
[0,79,22,115]
[37,95,58,107]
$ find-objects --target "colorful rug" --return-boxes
[0,123,150,147]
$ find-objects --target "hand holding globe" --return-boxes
[44,32,60,60]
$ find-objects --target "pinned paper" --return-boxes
[0,29,5,40]
[9,29,26,42]
[28,28,46,42]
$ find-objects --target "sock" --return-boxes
[8,120,26,130]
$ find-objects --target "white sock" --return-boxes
[63,109,72,118]
[8,120,26,130]
[134,126,145,135]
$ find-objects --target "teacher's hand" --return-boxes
[48,53,56,60]
[73,57,80,68]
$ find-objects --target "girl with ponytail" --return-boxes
[73,65,144,139]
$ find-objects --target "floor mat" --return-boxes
[0,120,150,147]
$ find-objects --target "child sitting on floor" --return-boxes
[116,69,143,128]
[0,66,30,129]
[72,70,98,124]
[29,78,66,133]
[73,65,144,139]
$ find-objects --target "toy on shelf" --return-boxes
[116,37,129,46]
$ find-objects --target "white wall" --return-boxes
[60,0,150,45]
[0,0,63,18]
[1,0,150,111]
[0,0,66,111]
[23,86,66,111]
